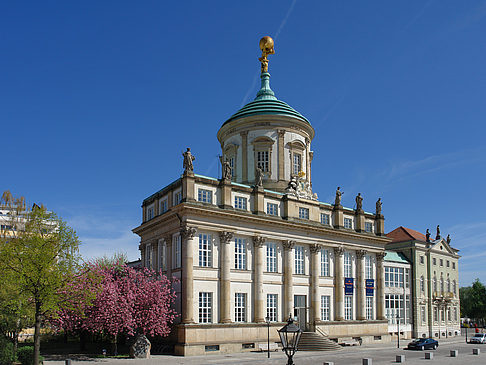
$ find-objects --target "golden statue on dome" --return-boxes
[259,36,275,73]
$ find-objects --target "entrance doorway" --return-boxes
[294,295,307,331]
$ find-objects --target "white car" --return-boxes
[470,333,486,344]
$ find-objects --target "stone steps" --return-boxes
[297,332,342,351]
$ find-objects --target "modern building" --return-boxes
[386,226,460,339]
[132,37,393,356]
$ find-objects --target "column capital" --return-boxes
[180,224,197,240]
[356,249,367,259]
[219,231,234,244]
[334,246,345,256]
[310,243,320,254]
[376,251,386,262]
[282,240,296,250]
[277,129,286,137]
[164,234,172,243]
[253,236,265,248]
[240,130,249,137]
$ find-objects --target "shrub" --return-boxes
[17,347,44,365]
[0,336,15,365]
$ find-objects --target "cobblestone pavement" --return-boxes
[44,336,486,365]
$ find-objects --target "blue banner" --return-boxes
[366,279,374,296]
[344,277,354,295]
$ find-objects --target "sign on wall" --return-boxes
[366,279,374,296]
[344,277,354,295]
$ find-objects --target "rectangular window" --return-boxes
[320,249,329,276]
[440,259,443,266]
[344,217,353,229]
[433,257,436,265]
[145,244,152,268]
[298,207,309,219]
[344,296,353,320]
[228,156,235,179]
[234,238,247,270]
[321,295,331,321]
[454,307,457,322]
[344,251,352,278]
[366,296,373,320]
[158,240,166,271]
[266,294,278,322]
[266,242,277,272]
[365,222,373,233]
[147,206,154,220]
[235,293,247,322]
[406,295,411,323]
[174,191,182,205]
[385,294,404,324]
[293,153,302,174]
[234,196,247,210]
[294,245,305,274]
[421,306,426,324]
[198,189,213,203]
[320,213,330,225]
[452,262,456,269]
[433,307,438,322]
[420,256,424,264]
[365,255,373,280]
[446,260,450,267]
[173,235,181,269]
[160,199,168,214]
[266,202,278,216]
[199,292,212,323]
[198,234,212,267]
[257,150,269,172]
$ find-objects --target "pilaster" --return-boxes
[253,186,265,215]
[219,179,233,209]
[376,252,386,320]
[334,246,344,321]
[180,224,197,324]
[310,244,321,326]
[283,240,295,320]
[253,236,265,323]
[356,249,367,320]
[278,129,285,182]
[240,131,248,183]
[219,231,234,323]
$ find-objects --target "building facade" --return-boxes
[386,226,460,339]
[133,37,393,355]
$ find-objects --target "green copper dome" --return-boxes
[223,72,310,126]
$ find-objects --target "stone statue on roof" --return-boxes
[182,148,195,173]
[255,166,264,187]
[446,234,451,244]
[436,225,441,240]
[426,229,431,242]
[376,198,382,215]
[335,187,343,206]
[355,193,363,211]
[222,159,232,180]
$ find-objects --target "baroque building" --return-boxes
[386,226,461,339]
[133,37,394,355]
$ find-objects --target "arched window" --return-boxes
[453,280,457,295]
[447,279,451,293]
[420,276,425,292]
[433,276,437,292]
[440,278,444,293]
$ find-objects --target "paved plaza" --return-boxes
[43,336,486,365]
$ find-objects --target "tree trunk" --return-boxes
[111,334,118,356]
[33,302,42,365]
[13,333,18,360]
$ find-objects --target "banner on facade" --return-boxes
[366,279,374,296]
[344,277,354,295]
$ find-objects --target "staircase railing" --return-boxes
[316,327,329,337]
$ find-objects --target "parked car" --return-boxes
[470,333,486,344]
[407,338,439,350]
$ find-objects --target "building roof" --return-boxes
[223,72,309,126]
[384,251,410,264]
[387,226,426,243]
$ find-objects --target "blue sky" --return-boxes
[1,1,485,286]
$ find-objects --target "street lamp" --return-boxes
[278,314,303,365]
[265,316,271,359]
[396,313,400,349]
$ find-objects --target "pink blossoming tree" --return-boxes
[53,259,178,354]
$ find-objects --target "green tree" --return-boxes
[460,279,486,325]
[0,191,81,365]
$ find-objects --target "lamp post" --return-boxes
[278,314,303,365]
[266,316,271,359]
[396,313,400,349]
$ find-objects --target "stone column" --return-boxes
[253,236,265,323]
[180,224,197,324]
[283,240,295,321]
[376,252,386,320]
[278,129,285,182]
[334,246,345,321]
[310,244,321,326]
[240,131,248,183]
[356,250,367,320]
[219,231,234,323]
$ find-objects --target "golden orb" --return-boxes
[259,36,275,56]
